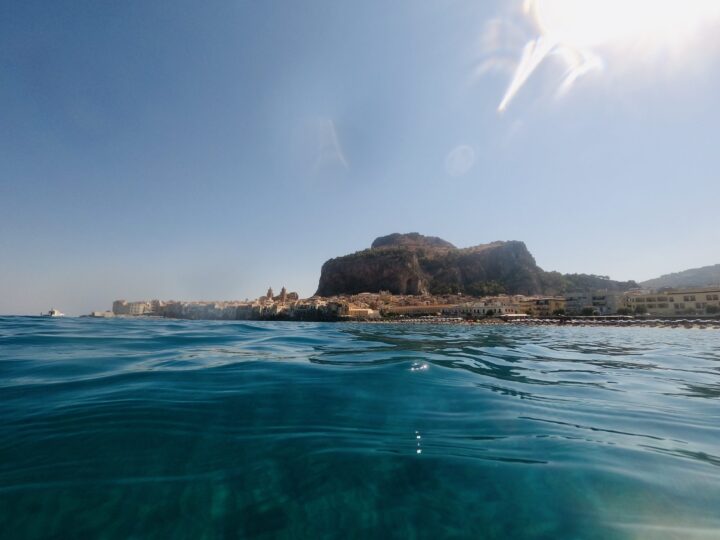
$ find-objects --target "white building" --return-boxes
[564,291,625,315]
[444,301,519,318]
[112,300,152,316]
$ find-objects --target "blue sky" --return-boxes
[2,0,719,315]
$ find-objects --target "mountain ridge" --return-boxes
[641,264,720,289]
[316,233,637,297]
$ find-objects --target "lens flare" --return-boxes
[498,0,720,111]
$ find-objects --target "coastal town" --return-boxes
[75,233,719,326]
[90,285,720,322]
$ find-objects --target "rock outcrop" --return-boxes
[370,232,455,250]
[315,233,637,297]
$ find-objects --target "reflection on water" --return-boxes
[1,317,719,539]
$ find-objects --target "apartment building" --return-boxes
[625,287,720,316]
[520,297,566,317]
[565,291,625,315]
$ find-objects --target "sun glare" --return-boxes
[532,0,720,49]
[498,0,720,111]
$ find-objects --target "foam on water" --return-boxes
[1,316,719,538]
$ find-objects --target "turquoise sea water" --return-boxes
[1,317,719,539]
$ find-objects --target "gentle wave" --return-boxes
[1,316,719,538]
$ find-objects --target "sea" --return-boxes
[1,316,719,539]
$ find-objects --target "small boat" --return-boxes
[42,308,65,317]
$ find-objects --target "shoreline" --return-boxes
[25,313,720,329]
[359,316,720,329]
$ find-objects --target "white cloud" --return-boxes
[445,145,476,177]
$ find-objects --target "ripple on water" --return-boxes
[0,317,719,539]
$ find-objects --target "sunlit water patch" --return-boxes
[1,317,719,538]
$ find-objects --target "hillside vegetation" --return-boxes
[316,233,637,296]
[641,264,720,289]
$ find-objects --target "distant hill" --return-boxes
[641,264,720,290]
[316,233,637,297]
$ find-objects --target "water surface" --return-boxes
[1,317,719,539]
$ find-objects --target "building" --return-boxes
[624,287,720,316]
[236,303,258,320]
[564,293,591,315]
[112,300,152,316]
[564,291,625,315]
[382,304,458,317]
[346,307,379,319]
[290,298,328,319]
[443,301,519,318]
[520,297,566,317]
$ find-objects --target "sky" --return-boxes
[2,0,720,315]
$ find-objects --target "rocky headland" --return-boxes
[316,232,637,297]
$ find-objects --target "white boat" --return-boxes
[43,308,65,317]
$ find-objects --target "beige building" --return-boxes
[382,304,457,317]
[520,297,566,317]
[345,307,380,319]
[625,287,720,316]
[112,300,152,316]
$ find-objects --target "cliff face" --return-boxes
[315,233,637,296]
[317,248,428,296]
